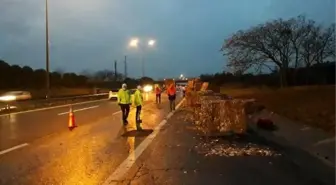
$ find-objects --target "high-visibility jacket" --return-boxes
[117,89,131,104]
[133,89,143,106]
[167,85,176,96]
[155,87,161,94]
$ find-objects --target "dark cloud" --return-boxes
[0,0,334,78]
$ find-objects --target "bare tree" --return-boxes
[222,19,294,87]
[327,24,336,60]
[317,24,335,63]
[221,15,335,87]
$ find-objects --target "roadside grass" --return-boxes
[0,87,109,99]
[221,85,335,135]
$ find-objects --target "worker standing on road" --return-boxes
[117,83,131,129]
[133,85,143,130]
[167,83,176,111]
[155,85,162,104]
[182,86,186,97]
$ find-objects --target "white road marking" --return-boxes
[102,99,185,185]
[313,137,335,146]
[57,105,100,115]
[0,143,29,156]
[0,99,109,117]
[112,111,121,115]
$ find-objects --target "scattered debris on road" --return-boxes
[195,139,281,157]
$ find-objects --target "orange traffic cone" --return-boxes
[68,106,77,131]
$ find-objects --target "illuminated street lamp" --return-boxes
[129,39,139,47]
[148,40,155,46]
[129,38,156,77]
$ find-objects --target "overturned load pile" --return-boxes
[186,90,248,136]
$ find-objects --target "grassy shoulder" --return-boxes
[221,85,335,135]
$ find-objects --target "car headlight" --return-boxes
[0,95,16,101]
[143,85,153,92]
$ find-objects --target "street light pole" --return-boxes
[141,49,145,77]
[129,39,155,78]
[45,0,50,99]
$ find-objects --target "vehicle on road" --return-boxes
[0,91,32,102]
[109,89,136,101]
[143,84,153,93]
[108,89,119,101]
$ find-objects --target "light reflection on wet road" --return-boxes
[0,92,181,185]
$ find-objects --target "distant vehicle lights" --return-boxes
[0,95,16,101]
[143,85,153,92]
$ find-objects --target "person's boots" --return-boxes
[122,125,128,134]
[136,120,143,131]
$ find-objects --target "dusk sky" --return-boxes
[0,0,335,79]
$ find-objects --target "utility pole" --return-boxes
[124,55,127,79]
[141,55,145,77]
[114,60,117,81]
[45,0,50,99]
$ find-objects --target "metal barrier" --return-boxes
[0,93,108,114]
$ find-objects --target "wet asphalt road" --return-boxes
[0,93,155,151]
[1,92,334,185]
[0,93,181,185]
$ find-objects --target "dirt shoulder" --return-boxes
[221,85,335,135]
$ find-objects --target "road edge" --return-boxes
[102,98,185,185]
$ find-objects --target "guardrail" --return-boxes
[0,93,109,114]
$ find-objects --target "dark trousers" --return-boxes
[156,94,161,104]
[136,105,142,127]
[168,94,176,111]
[183,90,186,97]
[120,104,130,125]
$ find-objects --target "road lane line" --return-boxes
[0,143,29,156]
[313,137,335,146]
[112,111,121,115]
[102,98,185,185]
[0,99,110,117]
[57,105,100,115]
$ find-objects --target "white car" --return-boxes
[0,91,32,102]
[109,89,136,101]
[108,89,118,101]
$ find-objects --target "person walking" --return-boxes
[117,83,131,130]
[155,85,162,104]
[133,85,143,130]
[182,86,186,97]
[167,83,176,111]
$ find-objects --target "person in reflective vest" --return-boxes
[117,83,131,127]
[167,83,176,111]
[133,85,143,130]
[155,85,161,104]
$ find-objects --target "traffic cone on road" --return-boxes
[68,106,77,131]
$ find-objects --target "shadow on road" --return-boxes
[122,129,153,137]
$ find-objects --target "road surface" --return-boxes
[0,93,154,151]
[0,91,333,185]
[0,92,182,184]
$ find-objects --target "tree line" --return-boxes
[220,15,335,87]
[0,59,155,90]
[201,61,335,89]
